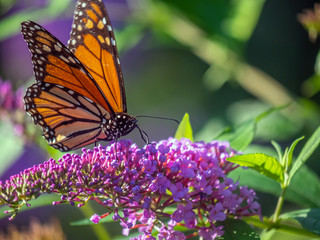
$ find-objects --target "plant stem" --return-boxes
[273,186,287,223]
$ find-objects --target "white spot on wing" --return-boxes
[54,44,62,52]
[68,56,76,64]
[111,38,116,46]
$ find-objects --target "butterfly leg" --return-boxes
[114,133,119,160]
[136,125,149,145]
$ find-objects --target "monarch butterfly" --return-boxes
[21,0,138,152]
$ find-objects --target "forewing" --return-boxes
[24,82,110,151]
[68,0,126,113]
[21,20,114,115]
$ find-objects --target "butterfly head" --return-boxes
[102,113,137,140]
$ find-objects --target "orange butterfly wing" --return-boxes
[21,21,116,151]
[24,82,111,151]
[68,0,126,113]
[21,21,114,114]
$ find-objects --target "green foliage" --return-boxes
[71,215,113,226]
[219,219,260,240]
[226,115,320,236]
[281,209,320,236]
[217,106,288,151]
[227,134,307,187]
[0,195,59,219]
[217,118,256,151]
[40,140,65,161]
[0,0,72,40]
[289,126,320,183]
[115,24,145,54]
[228,165,320,208]
[115,232,141,240]
[0,122,23,176]
[174,113,194,141]
[228,153,284,183]
[227,121,320,187]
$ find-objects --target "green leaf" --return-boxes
[114,232,140,240]
[259,218,318,239]
[0,122,24,176]
[287,166,320,208]
[44,143,66,161]
[116,24,145,54]
[281,209,320,236]
[71,214,114,226]
[228,168,281,197]
[217,118,256,152]
[226,0,265,41]
[286,136,304,169]
[271,140,283,163]
[0,0,72,40]
[70,218,94,226]
[255,105,289,122]
[289,126,320,182]
[174,113,193,141]
[218,218,260,239]
[227,153,284,183]
[302,74,320,97]
[228,167,281,196]
[217,106,288,151]
[0,194,59,220]
[228,165,320,208]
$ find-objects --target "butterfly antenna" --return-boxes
[136,115,179,125]
[136,125,150,144]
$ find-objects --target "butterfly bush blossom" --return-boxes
[0,138,261,239]
[0,78,25,135]
[298,3,320,41]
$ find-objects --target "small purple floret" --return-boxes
[90,214,101,224]
[0,78,25,136]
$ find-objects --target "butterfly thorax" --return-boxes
[102,113,137,140]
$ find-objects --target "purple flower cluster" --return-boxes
[0,78,24,113]
[0,138,261,239]
[0,78,25,135]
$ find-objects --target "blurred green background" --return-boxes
[0,0,320,239]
